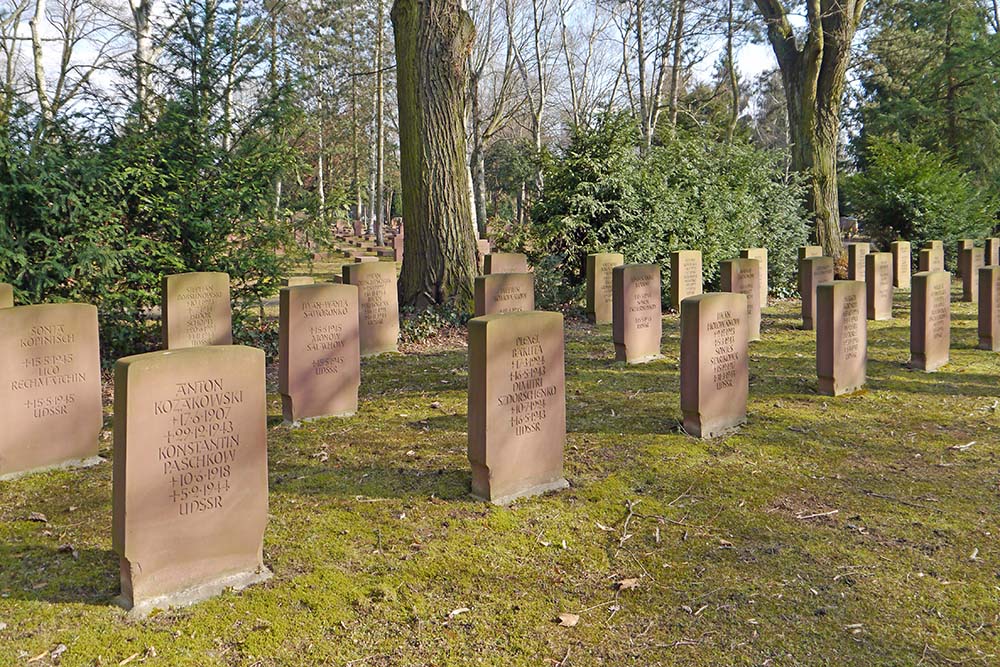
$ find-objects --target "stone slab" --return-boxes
[721,258,762,342]
[978,266,1000,351]
[960,247,984,302]
[910,271,951,372]
[612,264,663,364]
[799,256,835,330]
[342,262,399,356]
[0,282,12,308]
[866,252,893,320]
[586,253,624,324]
[670,250,702,311]
[282,277,315,287]
[847,243,871,281]
[474,273,535,317]
[817,281,867,396]
[986,238,999,266]
[483,253,529,275]
[740,248,768,307]
[890,241,911,290]
[162,272,233,349]
[918,247,944,272]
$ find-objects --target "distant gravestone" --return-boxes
[475,239,491,273]
[978,267,1000,351]
[612,264,663,364]
[910,271,951,372]
[670,250,703,310]
[393,235,404,262]
[959,247,984,302]
[352,219,363,237]
[918,247,944,272]
[467,311,568,505]
[798,246,822,260]
[680,293,748,439]
[162,272,233,349]
[740,248,768,307]
[799,256,835,330]
[474,273,535,317]
[866,252,893,320]
[890,241,911,289]
[721,258,762,341]
[342,262,399,356]
[0,304,102,479]
[956,239,975,277]
[817,281,867,396]
[0,282,12,308]
[585,252,624,324]
[112,345,270,617]
[846,243,871,281]
[282,276,315,287]
[986,238,1000,266]
[279,283,360,422]
[484,253,529,275]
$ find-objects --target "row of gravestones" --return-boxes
[3,237,999,617]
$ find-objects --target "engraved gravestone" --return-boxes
[467,311,568,505]
[798,246,822,260]
[956,240,974,277]
[483,253,529,275]
[721,258,761,341]
[113,345,270,616]
[890,241,911,290]
[978,267,1000,351]
[474,273,535,317]
[162,272,233,349]
[680,293,749,439]
[847,243,871,281]
[866,252,893,320]
[910,271,951,372]
[986,238,1000,266]
[342,262,399,356]
[800,256,835,330]
[586,253,624,324]
[817,281,867,396]
[476,239,491,273]
[918,247,944,272]
[612,264,663,364]
[281,276,315,287]
[0,304,102,479]
[393,235,404,262]
[279,283,360,422]
[740,248,768,307]
[670,250,703,310]
[0,282,12,308]
[960,247,984,302]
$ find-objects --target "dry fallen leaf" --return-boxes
[118,652,140,666]
[615,578,640,591]
[556,613,579,627]
[448,607,470,618]
[27,512,48,523]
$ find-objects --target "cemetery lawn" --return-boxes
[2,290,999,666]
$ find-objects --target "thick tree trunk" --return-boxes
[392,0,478,309]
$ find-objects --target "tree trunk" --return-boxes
[130,0,154,126]
[375,0,386,246]
[392,0,478,309]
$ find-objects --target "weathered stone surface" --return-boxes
[342,262,399,356]
[956,240,974,277]
[279,284,360,422]
[986,238,1000,266]
[474,273,535,317]
[721,258,761,341]
[0,282,12,308]
[281,277,315,287]
[918,247,944,272]
[483,253,529,275]
[354,255,377,263]
[890,241,911,289]
[586,253,624,324]
[798,246,822,260]
[112,345,270,617]
[680,293,748,439]
[960,247,984,302]
[467,311,568,505]
[476,239,491,273]
[0,304,102,479]
[799,257,835,330]
[817,281,867,396]
[910,271,951,372]
[978,267,1000,351]
[162,272,233,349]
[866,253,894,320]
[847,243,871,281]
[670,250,702,310]
[740,248,768,307]
[612,264,663,363]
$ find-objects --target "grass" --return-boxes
[2,283,999,666]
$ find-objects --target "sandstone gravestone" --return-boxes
[112,345,270,616]
[956,239,974,277]
[483,253,529,275]
[721,258,762,341]
[162,272,233,349]
[918,247,944,272]
[393,235,404,262]
[817,281,867,396]
[476,239,491,272]
[740,248,768,307]
[353,255,377,263]
[847,243,871,281]
[986,238,1000,266]
[474,273,535,317]
[0,304,102,479]
[910,271,951,372]
[0,282,12,308]
[866,252,893,320]
[279,284,360,422]
[890,241,911,289]
[670,250,703,310]
[960,247,984,302]
[467,311,568,505]
[978,266,1000,351]
[342,262,399,356]
[282,276,315,287]
[680,293,748,439]
[586,253,624,324]
[800,256,835,330]
[612,264,663,363]
[798,246,822,260]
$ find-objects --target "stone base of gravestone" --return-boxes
[910,271,951,372]
[115,569,273,619]
[817,281,867,396]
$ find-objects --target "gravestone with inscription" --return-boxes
[721,258,761,341]
[847,243,871,281]
[910,271,951,372]
[393,235,404,262]
[342,262,399,356]
[918,248,944,272]
[0,282,12,308]
[281,276,315,287]
[483,253,529,275]
[467,311,568,505]
[986,238,1000,266]
[978,267,1000,351]
[740,248,768,307]
[865,252,893,320]
[798,246,822,260]
[680,293,748,439]
[960,247,984,302]
[612,264,663,364]
[474,273,535,317]
[162,272,233,349]
[279,284,360,422]
[817,281,867,396]
[799,256,835,330]
[890,241,911,290]
[0,304,102,479]
[586,253,624,324]
[113,345,270,616]
[956,240,974,277]
[670,250,703,310]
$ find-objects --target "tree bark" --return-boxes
[392,0,478,309]
[375,0,386,246]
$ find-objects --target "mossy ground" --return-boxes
[2,281,999,666]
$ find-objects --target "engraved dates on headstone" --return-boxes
[586,253,624,324]
[342,262,399,356]
[483,253,529,275]
[162,272,233,350]
[670,250,703,310]
[474,273,535,317]
[890,241,911,290]
[910,271,951,372]
[740,248,768,307]
[866,252,893,320]
[847,243,871,281]
[817,281,867,396]
[612,264,663,364]
[960,247,984,303]
[978,266,1000,351]
[721,258,761,341]
[800,257,835,330]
